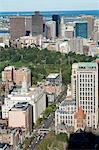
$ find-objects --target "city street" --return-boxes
[30,92,67,150]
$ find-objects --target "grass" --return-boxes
[35,131,68,150]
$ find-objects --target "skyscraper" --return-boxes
[55,62,99,134]
[32,11,45,36]
[52,15,60,37]
[60,17,65,38]
[72,62,98,128]
[74,21,88,38]
[45,21,56,39]
[10,16,32,40]
[81,15,94,38]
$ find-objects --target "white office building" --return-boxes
[2,82,46,123]
[45,21,56,39]
[71,62,98,128]
[55,62,99,134]
[60,17,65,38]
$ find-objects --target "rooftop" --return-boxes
[10,102,31,111]
[47,73,59,79]
[56,109,74,114]
[74,106,86,119]
[60,99,76,106]
[0,143,8,148]
[4,66,14,71]
[74,21,88,24]
[73,62,97,69]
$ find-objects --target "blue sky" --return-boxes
[0,0,98,11]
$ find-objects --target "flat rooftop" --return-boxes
[10,102,30,111]
[60,99,76,106]
[78,62,97,69]
[47,73,59,79]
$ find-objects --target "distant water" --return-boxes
[0,32,9,36]
[0,10,99,17]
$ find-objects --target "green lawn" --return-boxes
[35,132,68,150]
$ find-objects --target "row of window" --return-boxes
[79,92,94,96]
[80,97,95,100]
[79,74,95,78]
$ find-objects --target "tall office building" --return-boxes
[45,21,56,39]
[52,15,60,37]
[32,11,45,36]
[60,17,65,38]
[72,62,98,128]
[55,62,99,134]
[10,16,32,40]
[74,21,88,38]
[81,15,94,38]
[69,37,83,54]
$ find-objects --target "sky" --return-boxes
[0,0,98,12]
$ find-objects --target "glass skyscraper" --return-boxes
[52,15,60,37]
[75,21,88,38]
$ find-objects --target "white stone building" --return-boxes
[55,62,99,133]
[71,62,98,129]
[45,21,56,40]
[2,82,46,123]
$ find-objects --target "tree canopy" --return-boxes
[0,47,96,85]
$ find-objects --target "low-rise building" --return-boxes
[55,95,76,134]
[0,126,20,149]
[13,35,42,48]
[45,73,62,103]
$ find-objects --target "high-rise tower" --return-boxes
[52,15,60,37]
[71,62,98,128]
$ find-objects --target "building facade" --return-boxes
[55,62,99,134]
[52,15,60,37]
[2,83,46,124]
[72,62,98,129]
[45,21,56,39]
[0,127,20,149]
[32,11,44,36]
[81,15,94,38]
[60,17,65,38]
[10,16,32,40]
[69,37,84,54]
[74,21,88,38]
[8,102,33,134]
[2,66,31,88]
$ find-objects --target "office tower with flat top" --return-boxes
[52,15,60,37]
[10,16,32,40]
[74,21,88,38]
[72,62,98,129]
[32,11,45,36]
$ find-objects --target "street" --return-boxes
[30,91,67,150]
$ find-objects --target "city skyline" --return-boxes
[0,0,98,12]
